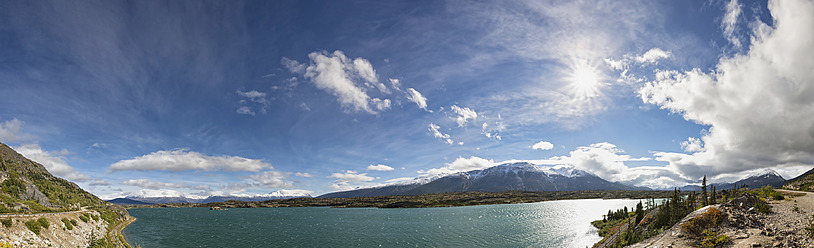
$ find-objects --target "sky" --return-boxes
[1,0,813,199]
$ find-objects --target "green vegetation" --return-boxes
[680,207,725,237]
[24,218,49,235]
[699,229,729,248]
[744,186,784,201]
[1,219,11,228]
[62,218,74,230]
[70,219,78,226]
[80,214,90,222]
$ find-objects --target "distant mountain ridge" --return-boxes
[108,190,313,205]
[679,168,787,191]
[319,162,646,198]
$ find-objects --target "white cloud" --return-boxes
[532,141,554,150]
[329,170,375,182]
[722,0,743,48]
[680,137,703,153]
[388,78,402,91]
[236,106,255,116]
[248,170,294,188]
[450,105,477,127]
[639,0,814,179]
[367,164,395,171]
[294,172,313,177]
[281,57,305,74]
[236,90,269,115]
[406,88,429,111]
[290,50,392,114]
[109,149,271,172]
[0,118,33,143]
[635,48,671,64]
[89,179,109,186]
[428,123,453,144]
[15,144,91,182]
[328,170,376,190]
[418,156,496,176]
[122,179,186,190]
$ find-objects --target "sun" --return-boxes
[565,61,603,99]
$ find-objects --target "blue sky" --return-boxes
[1,0,813,198]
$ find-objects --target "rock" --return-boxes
[734,233,749,239]
[772,241,781,247]
[752,242,762,247]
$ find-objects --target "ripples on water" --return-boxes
[124,199,645,247]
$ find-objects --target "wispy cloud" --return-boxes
[406,88,429,111]
[428,123,453,145]
[0,118,34,143]
[450,105,477,127]
[122,178,186,190]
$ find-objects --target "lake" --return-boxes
[124,198,646,247]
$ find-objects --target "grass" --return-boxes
[700,229,729,248]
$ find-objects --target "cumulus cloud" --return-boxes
[418,156,496,176]
[367,164,394,171]
[286,50,392,114]
[122,179,186,190]
[406,88,429,111]
[15,144,91,182]
[532,141,554,150]
[0,118,34,143]
[108,149,271,172]
[722,0,742,48]
[450,105,478,127]
[281,57,305,74]
[388,78,402,91]
[428,123,453,144]
[639,0,814,179]
[248,170,294,188]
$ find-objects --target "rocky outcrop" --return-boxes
[20,184,57,208]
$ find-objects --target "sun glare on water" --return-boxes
[565,61,603,99]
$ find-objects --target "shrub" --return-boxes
[37,217,49,228]
[681,207,726,237]
[79,215,90,222]
[91,214,100,221]
[62,218,73,230]
[1,219,11,228]
[754,198,772,213]
[25,220,41,235]
[70,219,78,226]
[700,229,729,248]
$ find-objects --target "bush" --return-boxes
[62,218,73,230]
[70,219,78,226]
[25,220,41,235]
[1,219,11,228]
[79,215,90,222]
[91,214,100,221]
[700,229,729,248]
[37,217,49,228]
[681,207,726,237]
[754,198,772,213]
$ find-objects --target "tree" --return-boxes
[635,200,644,225]
[701,175,708,206]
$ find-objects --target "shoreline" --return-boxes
[110,215,136,248]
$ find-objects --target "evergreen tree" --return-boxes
[635,200,644,225]
[701,175,708,206]
[710,185,717,204]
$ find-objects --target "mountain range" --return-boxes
[108,190,312,205]
[319,162,647,198]
[678,168,787,191]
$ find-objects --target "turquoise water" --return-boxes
[124,198,644,247]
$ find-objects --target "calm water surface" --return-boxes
[124,198,646,247]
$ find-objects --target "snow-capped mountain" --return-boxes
[318,162,644,198]
[679,168,786,191]
[107,189,312,205]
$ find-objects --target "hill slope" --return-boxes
[783,167,814,191]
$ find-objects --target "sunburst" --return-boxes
[565,61,603,99]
